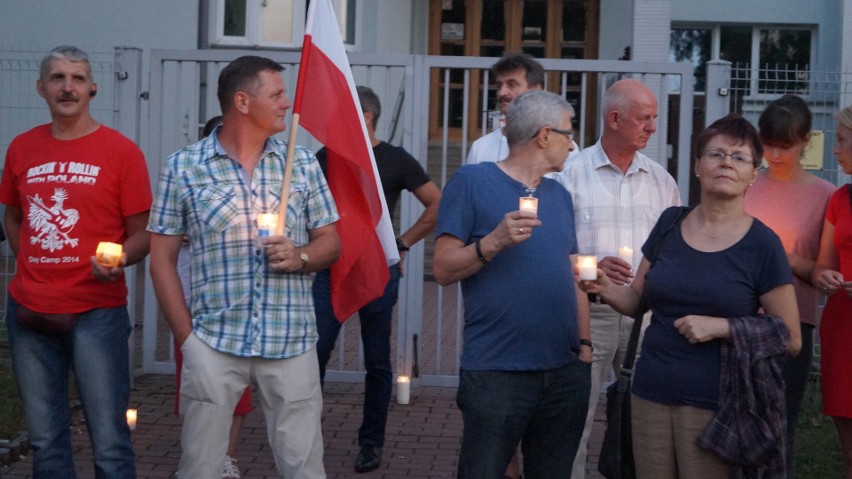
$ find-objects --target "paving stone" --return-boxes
[1,374,607,478]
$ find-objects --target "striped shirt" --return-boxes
[554,140,680,265]
[148,128,339,358]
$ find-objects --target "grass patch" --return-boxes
[0,342,25,438]
[795,377,844,477]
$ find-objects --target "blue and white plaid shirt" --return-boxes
[148,128,339,358]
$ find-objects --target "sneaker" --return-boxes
[354,445,382,473]
[222,455,241,479]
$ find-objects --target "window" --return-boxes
[331,0,357,45]
[758,29,811,93]
[214,0,358,48]
[669,28,711,91]
[429,0,599,140]
[669,24,813,95]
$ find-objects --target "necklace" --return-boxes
[696,212,743,240]
[497,160,538,196]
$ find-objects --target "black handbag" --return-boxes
[597,301,643,479]
[597,206,692,479]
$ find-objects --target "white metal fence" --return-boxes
[5,47,848,387]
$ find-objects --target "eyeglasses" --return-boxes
[701,149,753,165]
[531,127,575,140]
[550,127,574,141]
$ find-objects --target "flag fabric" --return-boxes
[294,0,398,322]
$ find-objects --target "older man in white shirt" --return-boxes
[554,77,681,479]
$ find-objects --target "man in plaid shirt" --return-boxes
[148,55,340,478]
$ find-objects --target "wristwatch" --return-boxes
[579,339,593,351]
[396,237,409,252]
[299,252,309,270]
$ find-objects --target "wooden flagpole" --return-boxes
[276,112,300,236]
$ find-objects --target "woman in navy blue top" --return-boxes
[579,115,801,479]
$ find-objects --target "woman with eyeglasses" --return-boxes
[742,94,836,478]
[578,114,801,479]
[812,105,852,479]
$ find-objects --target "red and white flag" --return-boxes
[294,0,398,322]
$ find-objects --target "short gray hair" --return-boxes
[356,85,381,127]
[40,46,92,82]
[504,90,574,148]
[601,78,653,121]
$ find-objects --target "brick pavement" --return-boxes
[1,374,607,478]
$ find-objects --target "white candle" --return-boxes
[396,375,411,405]
[96,242,123,268]
[519,196,538,215]
[126,409,137,431]
[618,246,634,267]
[257,213,279,238]
[578,255,598,281]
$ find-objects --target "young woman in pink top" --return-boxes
[743,94,836,478]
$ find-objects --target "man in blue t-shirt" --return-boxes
[433,90,591,479]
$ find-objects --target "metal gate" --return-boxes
[4,46,850,388]
[140,50,696,388]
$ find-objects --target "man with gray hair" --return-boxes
[0,45,151,477]
[555,77,680,478]
[433,90,591,478]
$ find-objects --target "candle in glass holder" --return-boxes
[396,375,411,405]
[618,246,634,267]
[578,255,598,281]
[126,409,137,431]
[519,196,538,214]
[257,213,279,238]
[96,242,123,268]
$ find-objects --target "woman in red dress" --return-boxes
[813,104,852,479]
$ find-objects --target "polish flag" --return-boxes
[294,0,398,321]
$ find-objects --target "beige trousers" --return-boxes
[177,333,326,478]
[631,394,730,479]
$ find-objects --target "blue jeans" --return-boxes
[5,297,136,479]
[314,264,401,447]
[456,360,591,479]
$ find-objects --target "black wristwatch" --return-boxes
[579,339,593,351]
[396,237,409,252]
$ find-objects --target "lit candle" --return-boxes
[578,255,598,281]
[396,375,411,405]
[126,409,137,431]
[257,213,279,238]
[519,196,538,215]
[618,246,634,267]
[96,242,123,268]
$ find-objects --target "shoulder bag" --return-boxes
[598,206,691,479]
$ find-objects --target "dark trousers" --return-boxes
[456,360,591,479]
[783,323,814,478]
[314,264,401,447]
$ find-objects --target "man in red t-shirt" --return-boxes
[0,45,151,478]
